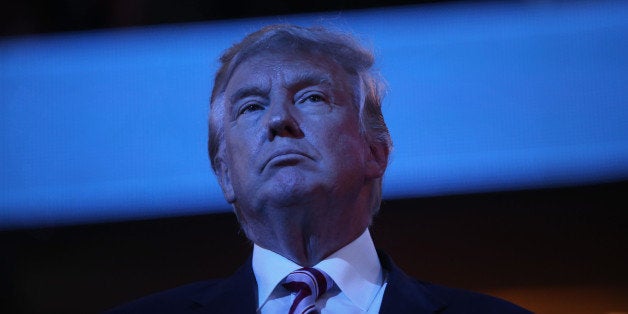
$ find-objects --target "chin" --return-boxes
[263,179,325,208]
[265,186,316,207]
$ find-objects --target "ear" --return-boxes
[365,141,389,180]
[214,158,236,203]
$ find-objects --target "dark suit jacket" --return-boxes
[104,251,532,313]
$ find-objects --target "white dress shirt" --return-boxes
[253,229,388,313]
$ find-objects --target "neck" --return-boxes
[238,201,371,267]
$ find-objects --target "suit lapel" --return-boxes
[378,251,447,314]
[190,256,258,313]
[184,251,446,313]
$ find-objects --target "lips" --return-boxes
[261,150,313,172]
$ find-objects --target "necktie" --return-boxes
[282,267,333,314]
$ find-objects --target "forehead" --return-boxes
[224,50,353,94]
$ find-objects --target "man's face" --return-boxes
[216,50,383,231]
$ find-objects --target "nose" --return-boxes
[266,101,304,141]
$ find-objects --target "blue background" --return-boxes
[2,1,627,229]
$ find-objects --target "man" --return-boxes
[106,24,531,313]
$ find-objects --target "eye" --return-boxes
[238,103,264,116]
[298,93,325,104]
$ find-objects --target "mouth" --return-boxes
[261,150,313,172]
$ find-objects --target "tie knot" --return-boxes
[282,267,333,314]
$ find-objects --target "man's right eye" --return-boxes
[238,103,263,116]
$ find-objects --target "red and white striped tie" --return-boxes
[282,267,334,314]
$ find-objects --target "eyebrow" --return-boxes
[229,86,267,104]
[288,72,333,90]
[228,71,333,104]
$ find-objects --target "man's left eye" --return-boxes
[298,94,324,104]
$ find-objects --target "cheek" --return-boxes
[225,122,261,156]
[229,143,253,167]
[325,121,367,165]
[337,133,366,160]
[225,136,256,177]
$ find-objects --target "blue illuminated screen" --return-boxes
[2,1,627,229]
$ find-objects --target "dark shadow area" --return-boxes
[1,0,486,37]
[1,180,627,313]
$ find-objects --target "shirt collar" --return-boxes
[252,243,302,310]
[252,228,383,311]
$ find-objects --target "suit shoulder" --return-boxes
[422,282,532,314]
[102,279,223,314]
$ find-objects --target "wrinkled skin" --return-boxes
[215,51,387,266]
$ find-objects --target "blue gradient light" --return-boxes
[2,1,628,229]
